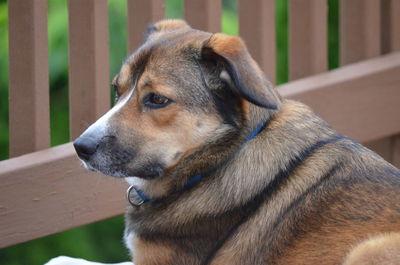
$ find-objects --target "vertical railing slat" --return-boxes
[388,1,400,51]
[390,1,400,167]
[184,0,221,33]
[8,0,50,157]
[289,0,327,80]
[127,0,164,53]
[68,0,110,140]
[340,0,381,65]
[381,0,400,53]
[239,0,275,84]
[381,0,400,167]
[340,0,391,161]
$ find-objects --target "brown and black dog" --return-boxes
[70,20,400,265]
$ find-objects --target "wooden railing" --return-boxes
[1,0,400,249]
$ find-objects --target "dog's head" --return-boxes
[73,19,280,183]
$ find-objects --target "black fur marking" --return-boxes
[294,162,341,210]
[127,161,165,180]
[271,162,343,234]
[195,58,240,128]
[144,23,157,41]
[202,135,345,264]
[201,47,277,110]
[173,152,182,160]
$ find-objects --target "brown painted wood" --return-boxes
[340,0,391,162]
[8,0,50,157]
[127,0,164,53]
[381,0,400,54]
[239,0,275,84]
[389,0,400,168]
[0,143,128,248]
[279,52,400,143]
[381,0,400,168]
[365,139,393,162]
[289,0,327,80]
[393,137,400,168]
[184,0,221,33]
[1,52,400,248]
[68,0,110,140]
[340,0,381,65]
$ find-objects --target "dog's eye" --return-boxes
[144,93,171,109]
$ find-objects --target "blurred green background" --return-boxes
[0,0,339,264]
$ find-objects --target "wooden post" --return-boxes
[340,0,390,161]
[239,0,276,84]
[340,0,381,65]
[289,0,327,80]
[8,0,50,157]
[184,0,221,33]
[381,0,400,167]
[68,0,110,140]
[127,0,164,53]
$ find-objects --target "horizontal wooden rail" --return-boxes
[279,52,400,143]
[0,144,127,248]
[1,52,400,248]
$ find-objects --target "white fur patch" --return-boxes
[125,177,145,187]
[124,229,138,258]
[82,88,135,138]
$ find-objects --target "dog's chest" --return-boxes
[124,230,137,258]
[124,230,175,265]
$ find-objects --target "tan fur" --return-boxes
[343,233,400,265]
[206,34,246,57]
[133,239,174,265]
[152,19,190,33]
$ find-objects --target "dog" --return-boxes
[46,19,400,265]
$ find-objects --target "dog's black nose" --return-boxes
[73,136,99,161]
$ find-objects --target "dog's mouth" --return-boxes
[80,158,165,180]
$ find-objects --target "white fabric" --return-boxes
[44,256,133,265]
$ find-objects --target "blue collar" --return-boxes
[127,119,268,207]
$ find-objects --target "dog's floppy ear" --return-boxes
[145,19,191,41]
[201,33,278,109]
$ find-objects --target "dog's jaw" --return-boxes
[125,175,173,199]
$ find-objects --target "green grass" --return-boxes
[0,0,339,263]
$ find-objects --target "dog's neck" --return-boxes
[126,100,339,221]
[125,101,278,203]
[126,106,272,207]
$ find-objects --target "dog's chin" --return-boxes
[125,165,165,180]
[79,159,164,180]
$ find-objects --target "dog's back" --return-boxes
[201,100,400,265]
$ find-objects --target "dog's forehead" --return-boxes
[117,30,213,103]
[124,30,210,71]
